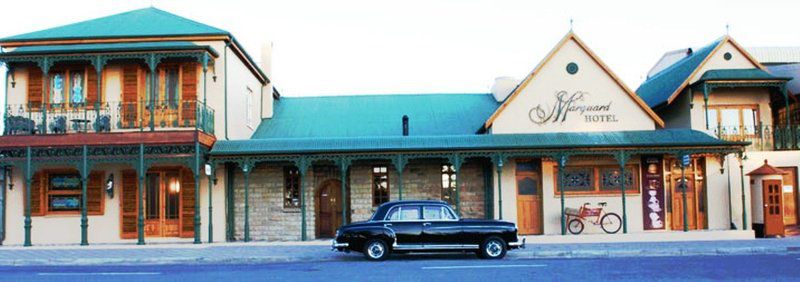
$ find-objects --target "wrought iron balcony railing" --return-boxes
[712,124,799,151]
[3,100,215,136]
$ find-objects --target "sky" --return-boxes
[1,0,800,101]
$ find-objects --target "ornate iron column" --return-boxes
[40,59,49,135]
[146,54,158,131]
[80,145,89,245]
[202,53,209,131]
[295,157,311,241]
[207,161,215,243]
[738,152,747,230]
[391,155,407,201]
[702,85,710,130]
[338,157,351,226]
[680,155,688,232]
[448,154,464,215]
[193,138,201,244]
[556,154,569,235]
[137,144,145,245]
[92,56,105,121]
[492,154,506,220]
[23,147,32,247]
[241,160,252,242]
[614,150,629,234]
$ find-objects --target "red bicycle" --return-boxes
[565,202,621,234]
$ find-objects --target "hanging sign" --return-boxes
[641,155,665,230]
[528,91,618,125]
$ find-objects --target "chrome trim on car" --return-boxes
[331,239,349,251]
[392,244,479,251]
[509,237,526,249]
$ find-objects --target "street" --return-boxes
[0,253,796,281]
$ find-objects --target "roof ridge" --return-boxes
[146,7,228,34]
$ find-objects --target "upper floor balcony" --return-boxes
[4,99,214,136]
[712,124,798,151]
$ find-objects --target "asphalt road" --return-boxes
[0,253,797,281]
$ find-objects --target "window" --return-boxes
[372,166,389,206]
[708,105,759,137]
[516,159,542,195]
[441,164,456,205]
[246,87,254,129]
[284,166,300,208]
[387,205,420,221]
[47,173,82,212]
[164,67,180,109]
[555,165,639,195]
[423,205,456,220]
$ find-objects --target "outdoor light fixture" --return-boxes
[205,163,212,176]
[105,173,115,198]
[7,168,13,191]
[9,68,15,88]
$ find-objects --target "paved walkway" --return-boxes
[0,237,797,266]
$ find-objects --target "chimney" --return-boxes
[402,115,409,136]
[491,76,519,102]
[260,42,274,118]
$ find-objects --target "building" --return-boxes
[3,7,793,247]
[0,7,272,245]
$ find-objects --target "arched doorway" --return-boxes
[316,179,348,238]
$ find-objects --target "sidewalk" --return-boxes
[0,237,797,266]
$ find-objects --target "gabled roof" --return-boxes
[213,129,746,155]
[636,36,767,108]
[483,31,664,129]
[252,94,500,139]
[765,64,800,95]
[0,7,229,43]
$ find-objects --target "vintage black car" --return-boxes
[332,200,525,260]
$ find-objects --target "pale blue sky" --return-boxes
[1,0,799,100]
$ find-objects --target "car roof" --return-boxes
[371,200,450,221]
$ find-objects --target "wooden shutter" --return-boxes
[120,170,138,239]
[121,66,139,128]
[180,168,196,238]
[181,63,198,124]
[86,69,99,107]
[25,172,44,216]
[87,171,104,215]
[27,68,43,108]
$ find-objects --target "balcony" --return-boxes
[4,100,214,136]
[712,124,799,151]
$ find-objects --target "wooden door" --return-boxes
[144,173,161,236]
[671,176,697,230]
[316,180,342,238]
[144,171,182,237]
[516,160,542,235]
[779,167,797,226]
[763,180,785,237]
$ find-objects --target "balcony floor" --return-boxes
[0,130,215,148]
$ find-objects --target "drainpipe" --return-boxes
[224,42,230,140]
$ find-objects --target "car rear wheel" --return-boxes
[479,236,507,259]
[363,239,390,261]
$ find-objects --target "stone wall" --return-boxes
[232,160,489,241]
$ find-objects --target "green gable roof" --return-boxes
[0,7,229,42]
[636,38,723,108]
[252,94,500,139]
[697,68,792,82]
[0,41,218,57]
[213,129,745,155]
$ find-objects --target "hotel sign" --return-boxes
[528,90,618,125]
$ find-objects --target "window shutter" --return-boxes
[86,69,98,107]
[180,168,195,238]
[121,66,139,128]
[181,63,198,124]
[87,171,104,215]
[25,172,44,216]
[27,68,43,107]
[120,170,138,239]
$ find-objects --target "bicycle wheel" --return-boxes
[600,213,622,234]
[568,219,584,235]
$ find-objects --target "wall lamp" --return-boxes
[105,173,114,198]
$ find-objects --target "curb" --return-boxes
[0,246,795,266]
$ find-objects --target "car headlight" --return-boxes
[335,229,340,238]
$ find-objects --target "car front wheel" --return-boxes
[479,236,507,259]
[363,239,390,261]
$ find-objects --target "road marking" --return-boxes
[37,272,161,276]
[422,264,546,270]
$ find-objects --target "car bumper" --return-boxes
[509,237,526,249]
[331,239,349,251]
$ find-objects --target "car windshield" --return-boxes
[386,205,420,221]
[423,205,456,220]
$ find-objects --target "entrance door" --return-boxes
[671,176,697,230]
[763,179,785,237]
[144,171,181,237]
[516,160,542,235]
[779,167,797,226]
[316,180,343,238]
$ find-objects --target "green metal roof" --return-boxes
[252,94,500,138]
[0,8,229,42]
[697,68,792,82]
[213,129,746,155]
[636,38,723,108]
[1,41,218,57]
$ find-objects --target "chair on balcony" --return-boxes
[3,116,36,135]
[94,115,111,133]
[49,116,67,134]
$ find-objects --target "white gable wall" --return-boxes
[491,39,656,134]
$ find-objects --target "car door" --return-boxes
[421,205,463,248]
[384,205,423,246]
